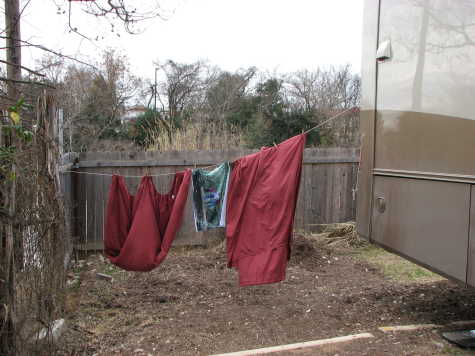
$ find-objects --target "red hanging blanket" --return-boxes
[226,134,306,286]
[104,170,191,272]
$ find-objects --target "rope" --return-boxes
[61,163,218,178]
[61,107,358,178]
[303,106,357,135]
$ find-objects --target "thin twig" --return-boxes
[0,36,97,70]
[0,77,55,89]
[0,59,45,77]
[68,0,93,42]
[0,0,32,36]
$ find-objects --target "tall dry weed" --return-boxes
[147,121,246,151]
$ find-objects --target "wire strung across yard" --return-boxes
[61,165,217,178]
[61,106,358,178]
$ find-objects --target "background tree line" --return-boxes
[34,49,360,152]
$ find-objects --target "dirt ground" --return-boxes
[58,233,475,356]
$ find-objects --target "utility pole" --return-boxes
[1,1,21,354]
[5,0,21,100]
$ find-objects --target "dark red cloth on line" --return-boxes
[104,170,191,272]
[226,134,306,286]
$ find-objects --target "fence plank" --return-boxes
[310,164,320,227]
[303,164,313,229]
[59,153,77,264]
[295,166,306,231]
[85,169,96,249]
[95,174,105,252]
[76,166,86,248]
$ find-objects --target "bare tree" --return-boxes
[34,54,65,85]
[155,59,209,122]
[54,49,143,151]
[286,65,360,114]
[284,65,360,146]
[205,67,256,122]
[285,69,321,112]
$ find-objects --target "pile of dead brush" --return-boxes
[321,222,368,247]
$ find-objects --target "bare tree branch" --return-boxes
[0,77,55,89]
[63,0,168,36]
[0,60,45,77]
[67,0,94,41]
[0,0,32,36]
[0,35,97,70]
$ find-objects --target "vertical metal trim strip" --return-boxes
[368,0,382,243]
[466,186,472,286]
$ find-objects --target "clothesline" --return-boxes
[61,106,357,178]
[104,134,305,284]
[61,164,217,178]
[302,106,357,134]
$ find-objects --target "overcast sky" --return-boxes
[18,0,364,79]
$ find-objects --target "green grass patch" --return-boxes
[355,244,445,283]
[101,262,126,277]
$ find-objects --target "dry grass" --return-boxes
[321,222,368,247]
[357,245,445,283]
[147,121,246,151]
[307,222,443,283]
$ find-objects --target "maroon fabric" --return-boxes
[104,170,191,272]
[226,134,306,286]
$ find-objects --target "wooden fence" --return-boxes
[62,148,359,250]
[60,152,78,262]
